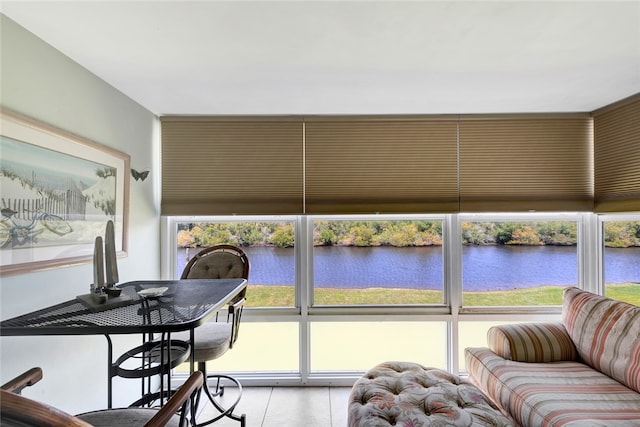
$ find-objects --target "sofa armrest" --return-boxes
[488,322,577,363]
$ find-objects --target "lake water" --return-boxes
[177,245,640,291]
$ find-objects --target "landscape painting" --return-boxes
[0,109,130,275]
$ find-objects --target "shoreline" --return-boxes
[243,282,639,307]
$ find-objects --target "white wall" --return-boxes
[0,15,161,413]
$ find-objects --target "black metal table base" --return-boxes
[107,333,191,409]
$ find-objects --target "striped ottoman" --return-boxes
[348,361,514,427]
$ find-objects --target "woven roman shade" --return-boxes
[161,117,303,215]
[593,95,640,212]
[304,118,459,214]
[459,116,593,212]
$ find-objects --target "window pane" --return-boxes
[461,220,578,306]
[176,220,296,307]
[310,322,447,371]
[176,322,299,373]
[603,220,640,306]
[312,219,444,305]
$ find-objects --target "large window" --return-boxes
[461,218,579,307]
[311,218,444,306]
[164,213,639,382]
[602,219,640,306]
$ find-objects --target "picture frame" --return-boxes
[0,108,130,276]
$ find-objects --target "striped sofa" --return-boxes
[465,287,640,427]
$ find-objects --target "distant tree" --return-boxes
[537,221,577,245]
[462,222,492,245]
[495,223,519,245]
[388,230,412,247]
[235,223,263,246]
[177,229,196,247]
[200,224,235,246]
[318,229,338,246]
[350,224,375,247]
[271,224,295,248]
[386,223,417,247]
[418,230,442,245]
[604,221,640,248]
[190,225,204,245]
[508,226,542,245]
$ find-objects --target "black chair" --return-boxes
[173,244,249,427]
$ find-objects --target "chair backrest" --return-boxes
[181,244,249,301]
[0,368,204,427]
[181,245,249,280]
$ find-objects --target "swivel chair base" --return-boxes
[194,362,246,427]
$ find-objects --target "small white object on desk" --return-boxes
[137,287,169,298]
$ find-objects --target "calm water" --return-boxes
[177,245,640,291]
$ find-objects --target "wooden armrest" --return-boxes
[1,367,43,394]
[0,389,92,427]
[145,371,204,427]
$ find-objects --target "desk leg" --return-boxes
[160,333,165,407]
[164,332,171,408]
[190,327,196,426]
[190,328,195,374]
[105,334,113,409]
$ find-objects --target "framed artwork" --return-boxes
[0,108,130,276]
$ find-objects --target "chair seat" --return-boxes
[173,322,232,362]
[76,408,182,427]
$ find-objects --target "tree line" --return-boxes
[177,220,640,249]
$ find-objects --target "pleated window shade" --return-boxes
[305,119,459,214]
[459,116,593,212]
[161,118,303,215]
[593,97,640,212]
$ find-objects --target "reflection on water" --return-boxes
[177,245,640,291]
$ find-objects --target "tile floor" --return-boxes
[194,385,352,427]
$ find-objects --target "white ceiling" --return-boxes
[2,1,640,116]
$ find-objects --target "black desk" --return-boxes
[0,279,247,408]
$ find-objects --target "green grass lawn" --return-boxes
[604,283,640,306]
[246,283,640,307]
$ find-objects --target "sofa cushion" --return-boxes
[562,287,640,393]
[488,322,577,363]
[466,347,640,427]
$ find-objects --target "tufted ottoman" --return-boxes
[348,361,515,427]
